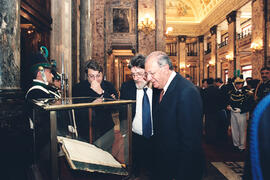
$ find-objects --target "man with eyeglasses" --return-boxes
[145,51,204,180]
[73,59,118,100]
[72,59,118,141]
[120,54,154,179]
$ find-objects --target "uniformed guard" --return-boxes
[25,53,61,102]
[227,77,253,152]
[24,51,62,175]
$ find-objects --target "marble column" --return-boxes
[178,35,186,76]
[251,0,265,79]
[210,25,217,78]
[72,0,80,84]
[155,0,166,51]
[226,11,237,78]
[80,0,92,81]
[0,0,20,89]
[267,0,270,66]
[51,0,72,97]
[198,35,204,86]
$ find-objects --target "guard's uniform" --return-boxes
[228,87,253,150]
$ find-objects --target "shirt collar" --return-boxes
[163,71,176,93]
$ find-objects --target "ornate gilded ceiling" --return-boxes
[166,0,251,36]
[166,0,225,23]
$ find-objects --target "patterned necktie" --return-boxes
[142,88,152,138]
[159,89,164,103]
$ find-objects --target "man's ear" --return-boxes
[162,64,170,71]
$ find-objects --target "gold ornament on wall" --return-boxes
[138,14,155,34]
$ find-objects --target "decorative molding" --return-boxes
[167,0,250,36]
[198,35,204,43]
[226,11,237,24]
[178,35,186,42]
[210,25,217,35]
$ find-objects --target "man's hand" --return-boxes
[90,80,103,94]
[227,105,232,111]
[92,98,103,103]
[233,108,241,113]
[111,94,116,99]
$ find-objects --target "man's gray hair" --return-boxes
[146,51,173,70]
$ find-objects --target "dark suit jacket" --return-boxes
[119,80,137,119]
[72,80,118,141]
[152,73,204,180]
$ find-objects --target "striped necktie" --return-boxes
[159,89,164,103]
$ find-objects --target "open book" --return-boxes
[58,136,128,175]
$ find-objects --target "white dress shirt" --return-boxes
[132,87,153,136]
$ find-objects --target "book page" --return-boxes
[58,136,122,168]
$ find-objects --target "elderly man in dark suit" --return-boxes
[120,54,154,179]
[145,51,204,180]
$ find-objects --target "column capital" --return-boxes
[210,25,217,35]
[226,11,237,24]
[177,35,186,42]
[198,35,204,43]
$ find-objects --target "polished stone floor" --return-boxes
[0,128,247,180]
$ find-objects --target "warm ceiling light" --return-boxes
[166,27,173,34]
[180,63,185,69]
[251,41,263,52]
[138,14,155,34]
[225,53,233,61]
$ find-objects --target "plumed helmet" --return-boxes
[234,77,245,84]
[30,53,52,74]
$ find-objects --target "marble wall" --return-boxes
[92,0,105,66]
[0,0,20,89]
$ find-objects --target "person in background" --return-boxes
[185,74,193,82]
[73,59,118,99]
[227,77,254,152]
[203,78,223,144]
[72,60,118,142]
[25,53,60,101]
[25,52,60,178]
[145,51,204,180]
[255,67,270,103]
[215,78,229,143]
[120,54,154,179]
[202,78,208,90]
[243,77,253,91]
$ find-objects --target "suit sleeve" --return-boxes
[176,86,204,180]
[103,81,119,99]
[119,82,128,100]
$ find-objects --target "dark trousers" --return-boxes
[217,109,229,143]
[132,132,154,177]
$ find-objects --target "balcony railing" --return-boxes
[237,31,251,40]
[218,40,228,49]
[187,51,198,56]
[166,43,177,56]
